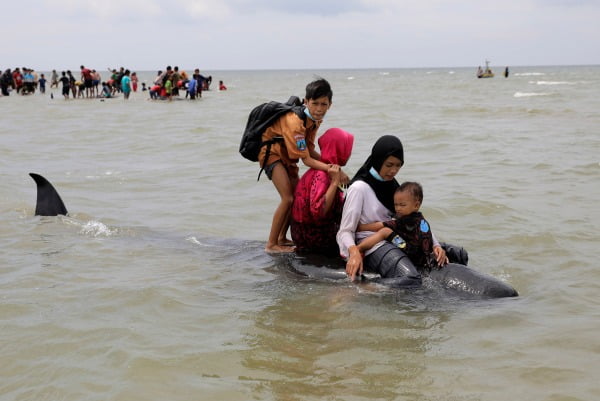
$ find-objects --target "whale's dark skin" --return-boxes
[29,173,518,298]
[425,263,518,298]
[288,256,518,298]
[30,173,68,216]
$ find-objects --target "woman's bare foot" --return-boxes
[278,238,295,247]
[265,244,296,254]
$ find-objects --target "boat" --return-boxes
[477,60,494,78]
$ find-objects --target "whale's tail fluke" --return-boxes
[29,173,68,216]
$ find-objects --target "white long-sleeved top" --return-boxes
[336,180,439,259]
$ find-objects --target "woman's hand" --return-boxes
[433,245,449,267]
[346,245,363,280]
[339,169,350,186]
[330,164,350,186]
[328,164,341,185]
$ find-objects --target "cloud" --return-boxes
[39,0,234,20]
[3,0,600,70]
[227,0,371,16]
[42,0,162,19]
[541,0,599,5]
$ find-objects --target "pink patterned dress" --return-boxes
[290,128,354,256]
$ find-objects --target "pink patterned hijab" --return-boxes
[291,128,354,224]
[318,127,354,166]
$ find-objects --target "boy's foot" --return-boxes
[265,244,296,254]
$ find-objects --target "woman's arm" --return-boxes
[357,221,384,232]
[347,226,393,280]
[336,185,363,259]
[320,165,341,217]
[337,185,367,280]
[345,245,363,280]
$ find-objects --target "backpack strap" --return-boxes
[255,105,305,181]
[257,136,284,181]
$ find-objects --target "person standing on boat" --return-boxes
[336,135,448,286]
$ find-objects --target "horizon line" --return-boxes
[6,63,600,73]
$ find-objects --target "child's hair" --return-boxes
[396,181,424,204]
[305,77,332,102]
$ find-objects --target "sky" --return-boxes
[3,0,600,71]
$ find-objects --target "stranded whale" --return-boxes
[283,252,518,298]
[29,173,518,298]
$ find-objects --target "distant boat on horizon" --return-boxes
[477,60,494,78]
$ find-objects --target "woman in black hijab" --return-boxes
[336,135,448,287]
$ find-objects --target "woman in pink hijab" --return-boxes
[290,128,354,256]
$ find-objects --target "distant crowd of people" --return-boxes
[0,66,135,99]
[148,65,226,101]
[1,65,227,100]
[1,67,47,96]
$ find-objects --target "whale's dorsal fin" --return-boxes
[29,173,68,216]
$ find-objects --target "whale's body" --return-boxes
[286,253,518,298]
[29,173,518,298]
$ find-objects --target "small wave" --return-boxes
[185,235,236,249]
[79,220,116,237]
[186,236,204,245]
[565,162,600,176]
[532,81,573,86]
[514,72,545,76]
[83,171,122,180]
[513,92,551,98]
[347,76,355,80]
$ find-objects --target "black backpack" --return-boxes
[240,96,305,180]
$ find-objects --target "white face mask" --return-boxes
[304,107,316,121]
[369,167,385,182]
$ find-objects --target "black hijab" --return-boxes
[351,135,404,214]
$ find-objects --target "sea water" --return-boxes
[1,66,599,401]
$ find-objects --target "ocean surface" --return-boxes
[1,65,599,401]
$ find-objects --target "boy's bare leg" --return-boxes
[277,173,298,246]
[265,163,295,253]
[277,209,293,246]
